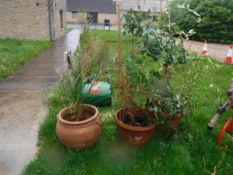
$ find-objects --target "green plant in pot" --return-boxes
[142,26,187,132]
[145,73,186,135]
[114,1,157,148]
[124,54,184,133]
[147,94,184,129]
[55,29,112,150]
[56,49,103,150]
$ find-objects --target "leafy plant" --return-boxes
[162,38,187,65]
[59,29,112,121]
[142,29,163,61]
[143,69,184,119]
[123,8,148,58]
[60,51,85,120]
[123,8,145,38]
[147,94,184,118]
[142,29,187,79]
[116,3,157,127]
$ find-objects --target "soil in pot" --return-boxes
[63,110,94,122]
[120,113,155,127]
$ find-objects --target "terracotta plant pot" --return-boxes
[114,108,156,147]
[56,104,102,150]
[172,113,182,128]
[158,112,183,129]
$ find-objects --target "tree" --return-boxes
[123,8,146,58]
[158,0,233,43]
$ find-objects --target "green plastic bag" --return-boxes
[82,81,112,106]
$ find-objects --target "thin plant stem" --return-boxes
[116,0,135,124]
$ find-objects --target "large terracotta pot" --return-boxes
[56,104,102,150]
[114,108,156,147]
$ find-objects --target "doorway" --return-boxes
[87,12,98,23]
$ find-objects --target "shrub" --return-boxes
[158,0,233,43]
[142,29,187,66]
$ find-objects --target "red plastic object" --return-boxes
[217,119,233,145]
[172,115,182,128]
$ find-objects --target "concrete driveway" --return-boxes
[183,40,230,62]
[0,29,80,175]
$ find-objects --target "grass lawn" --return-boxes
[65,28,73,33]
[0,39,51,80]
[23,30,233,175]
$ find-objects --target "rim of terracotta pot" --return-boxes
[57,104,98,126]
[114,107,156,131]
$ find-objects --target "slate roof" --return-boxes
[67,0,116,13]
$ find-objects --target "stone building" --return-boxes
[66,0,117,25]
[0,0,66,41]
[121,0,166,15]
[66,0,166,25]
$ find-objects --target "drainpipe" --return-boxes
[48,0,55,41]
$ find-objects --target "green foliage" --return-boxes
[0,39,51,80]
[23,30,233,175]
[147,87,184,114]
[143,29,163,61]
[59,29,113,119]
[162,38,187,65]
[123,8,145,38]
[123,8,152,59]
[159,0,233,43]
[60,51,85,118]
[65,28,73,33]
[142,29,187,66]
[124,55,156,107]
[195,0,233,42]
[59,27,91,118]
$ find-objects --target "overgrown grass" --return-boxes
[23,30,233,175]
[0,39,51,80]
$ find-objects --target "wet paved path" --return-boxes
[183,40,230,62]
[0,30,80,175]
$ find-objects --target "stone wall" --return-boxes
[0,0,49,40]
[0,0,66,40]
[66,12,117,25]
[53,0,66,39]
[66,12,78,24]
[98,13,117,25]
[120,0,166,13]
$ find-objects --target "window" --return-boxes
[72,12,78,18]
